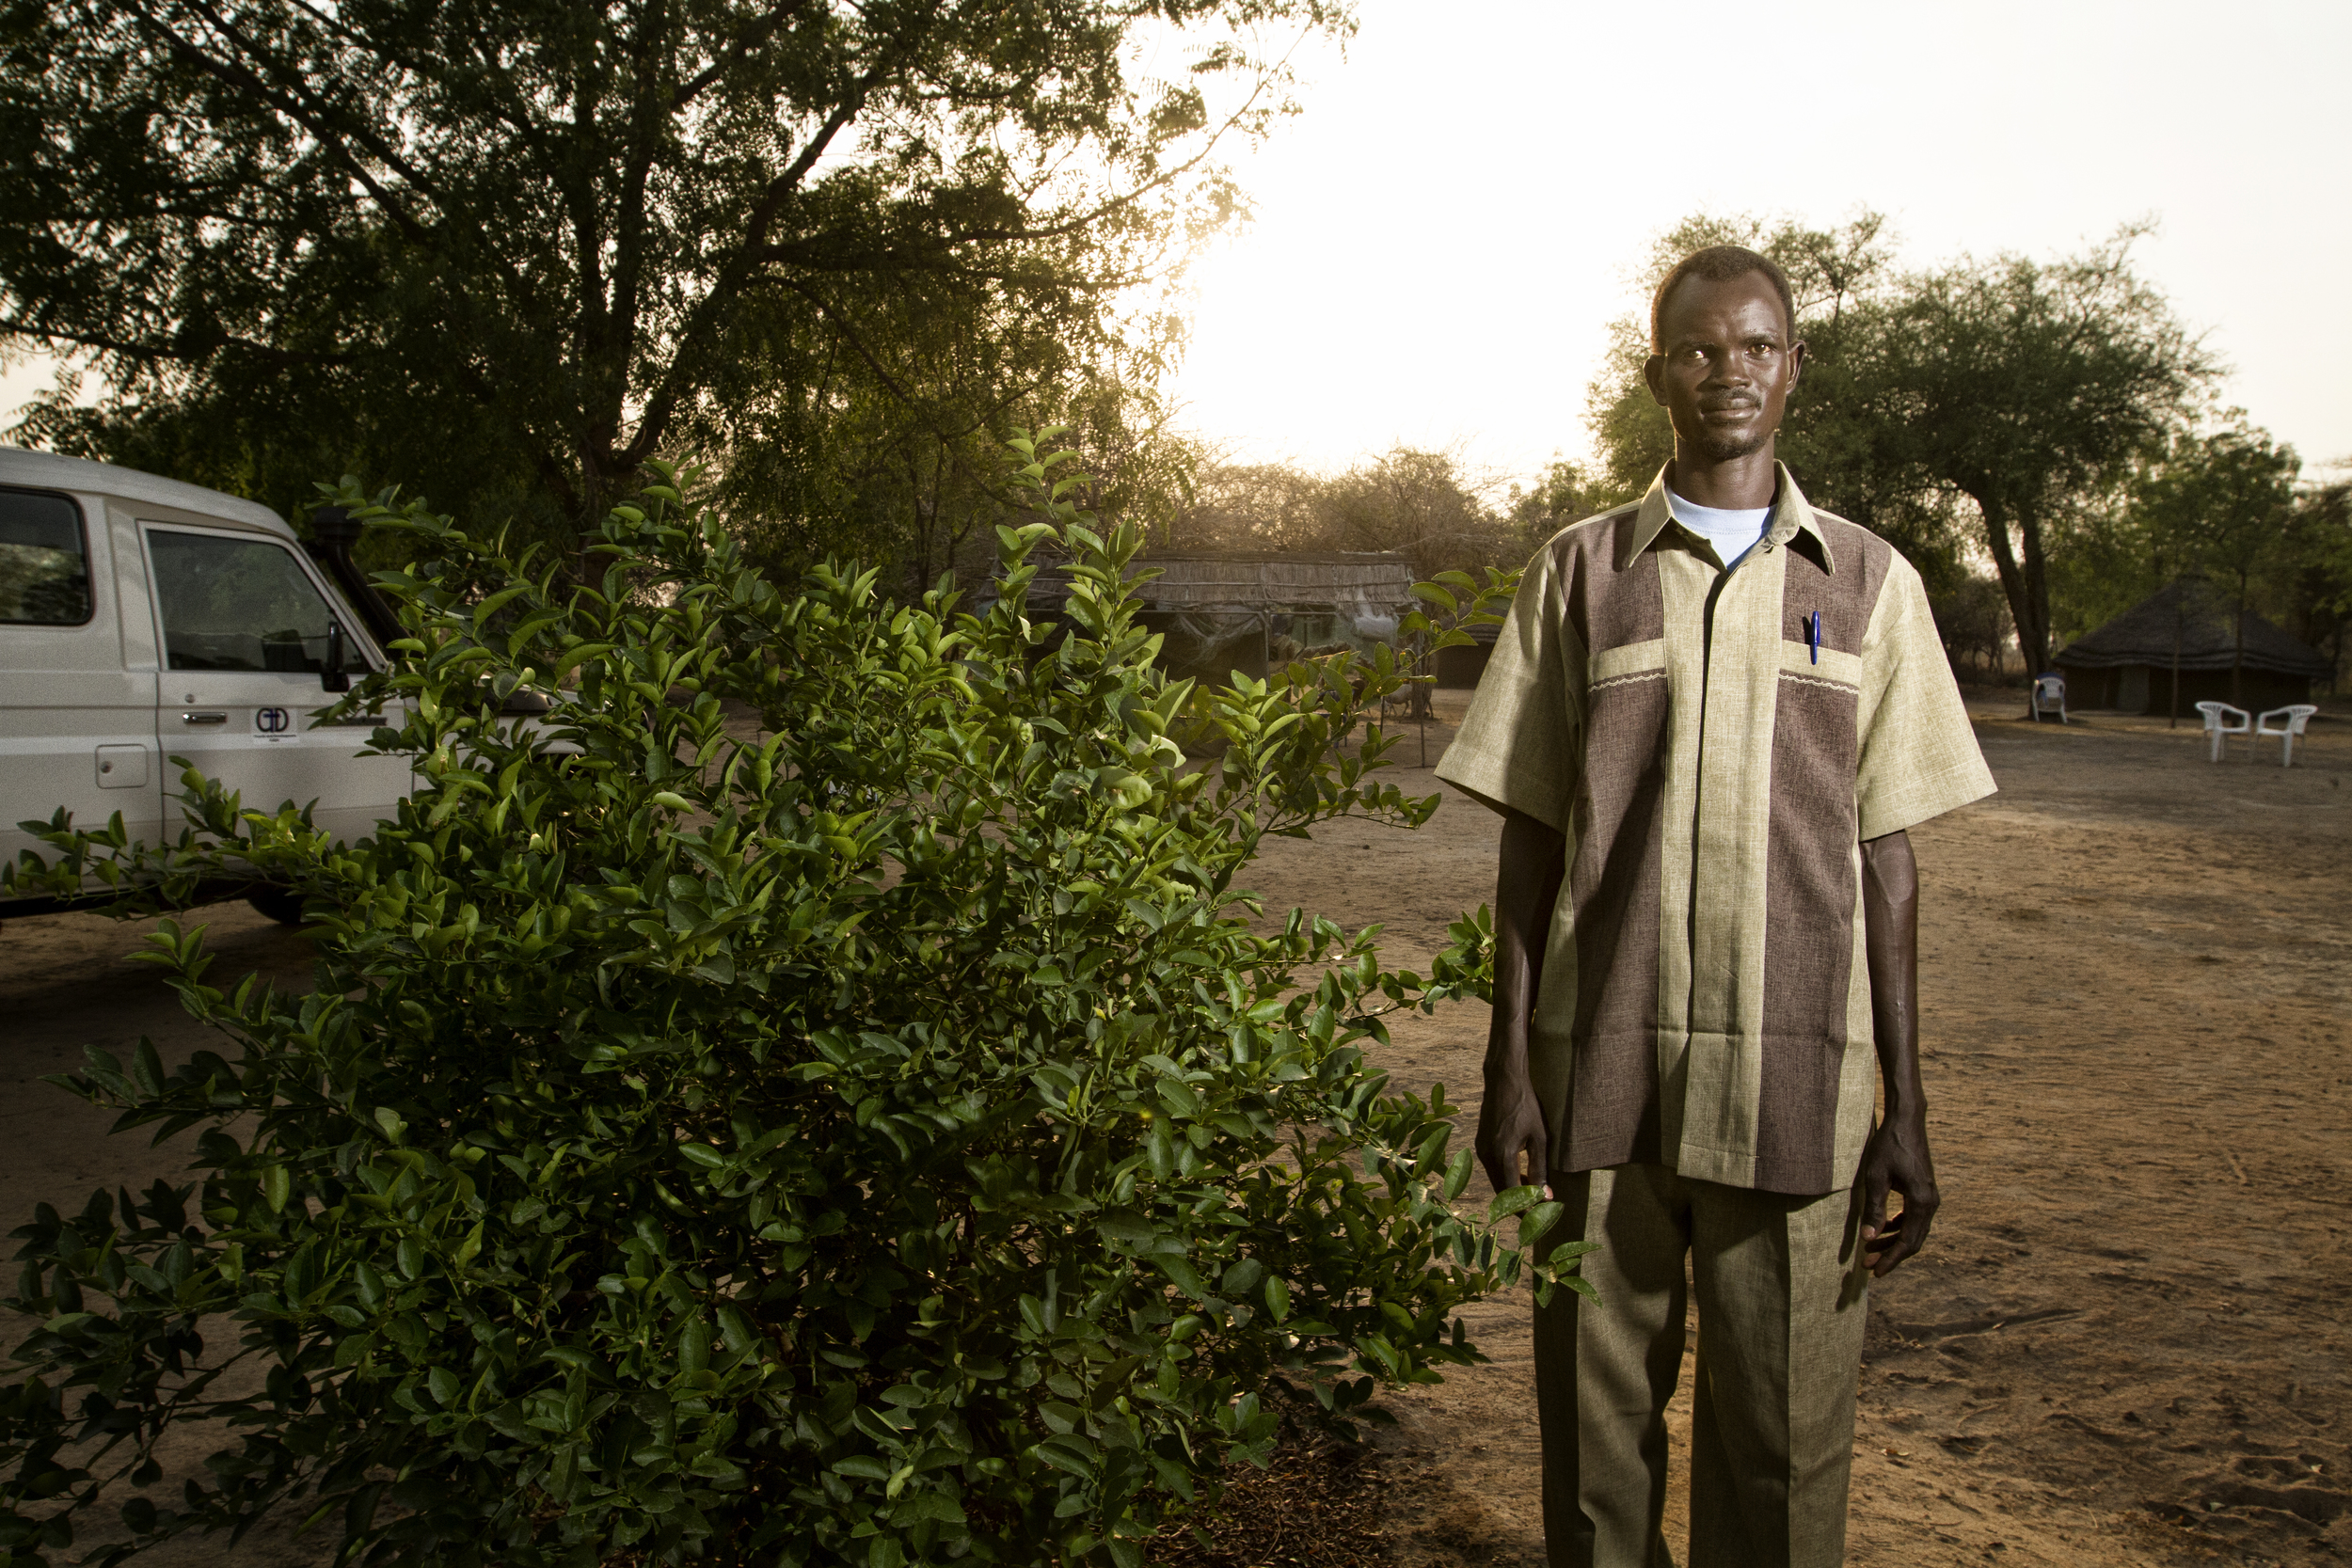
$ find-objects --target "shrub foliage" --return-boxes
[0,438,1583,1567]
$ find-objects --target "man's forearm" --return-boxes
[1475,809,1567,1193]
[1860,830,1922,1115]
[1488,810,1567,1071]
[1859,827,1939,1273]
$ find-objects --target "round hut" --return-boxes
[2054,579,2329,715]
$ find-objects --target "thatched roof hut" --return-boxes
[1434,619,1502,688]
[1000,548,1417,688]
[1105,551,1415,614]
[2054,580,2328,714]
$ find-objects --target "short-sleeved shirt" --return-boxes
[1436,464,1994,1196]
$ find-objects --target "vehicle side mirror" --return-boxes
[323,620,352,693]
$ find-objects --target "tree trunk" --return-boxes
[909,448,936,595]
[1975,493,2054,711]
[2233,590,2248,710]
[2169,594,2184,729]
[569,430,639,587]
[2015,500,2055,678]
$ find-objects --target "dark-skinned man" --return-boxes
[1434,245,1992,1567]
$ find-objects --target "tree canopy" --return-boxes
[1858,231,2215,676]
[1159,445,1530,578]
[0,0,1349,573]
[2279,479,2352,686]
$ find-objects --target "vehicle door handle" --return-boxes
[181,711,229,725]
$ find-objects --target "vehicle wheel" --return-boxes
[246,887,309,927]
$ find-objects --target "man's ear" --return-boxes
[1644,353,1667,406]
[1786,339,1807,392]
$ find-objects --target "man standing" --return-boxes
[1435,245,1994,1567]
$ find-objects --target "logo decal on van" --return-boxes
[254,706,294,737]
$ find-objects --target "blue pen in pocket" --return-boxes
[1807,610,1820,664]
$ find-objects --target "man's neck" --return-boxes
[1668,446,1779,511]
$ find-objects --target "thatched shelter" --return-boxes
[999,548,1417,689]
[2054,580,2328,714]
[1434,619,1501,688]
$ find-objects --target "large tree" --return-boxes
[1162,445,1520,578]
[1502,456,1639,543]
[2278,480,2352,691]
[0,0,1346,569]
[1859,230,2215,678]
[2127,424,2301,705]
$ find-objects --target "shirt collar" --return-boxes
[1621,461,1836,574]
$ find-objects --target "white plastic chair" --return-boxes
[2030,673,2068,724]
[2195,701,2250,762]
[2255,704,2318,768]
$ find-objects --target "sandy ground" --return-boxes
[1,695,2346,1564]
[0,893,319,1563]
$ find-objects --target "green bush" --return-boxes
[0,436,1586,1568]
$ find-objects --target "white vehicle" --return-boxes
[0,447,411,920]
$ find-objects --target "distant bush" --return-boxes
[0,436,1586,1567]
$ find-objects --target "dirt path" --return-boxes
[0,899,321,1564]
[1236,699,2352,1566]
[2,703,2345,1564]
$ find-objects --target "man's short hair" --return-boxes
[1649,246,1798,354]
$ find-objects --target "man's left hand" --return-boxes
[1857,1109,1938,1277]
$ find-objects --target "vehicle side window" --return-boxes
[0,487,92,626]
[148,529,356,673]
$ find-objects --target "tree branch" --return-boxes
[623,48,901,461]
[110,0,435,247]
[0,317,357,369]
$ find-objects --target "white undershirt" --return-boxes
[1666,486,1772,571]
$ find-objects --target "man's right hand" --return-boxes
[1479,808,1568,1198]
[1476,1068,1550,1197]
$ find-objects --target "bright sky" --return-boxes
[1168,0,2352,487]
[0,356,57,428]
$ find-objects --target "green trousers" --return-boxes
[1532,1163,1871,1568]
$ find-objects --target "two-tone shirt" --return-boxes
[1436,465,1994,1196]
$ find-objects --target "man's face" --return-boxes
[1644,272,1805,465]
